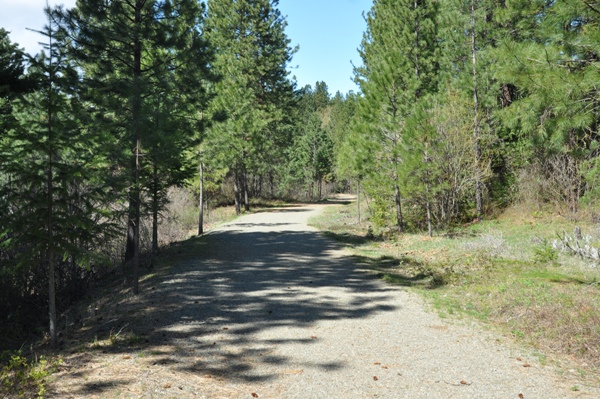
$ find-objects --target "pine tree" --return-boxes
[0,29,34,98]
[285,82,334,200]
[353,0,438,232]
[0,9,116,347]
[205,0,296,212]
[494,0,600,213]
[56,0,210,292]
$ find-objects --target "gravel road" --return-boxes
[52,203,599,399]
[152,203,598,399]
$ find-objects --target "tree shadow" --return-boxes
[320,230,372,246]
[59,222,401,392]
[350,254,443,288]
[252,206,312,214]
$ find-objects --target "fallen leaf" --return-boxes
[282,369,304,375]
[516,357,522,362]
[310,336,317,339]
[373,362,381,365]
[251,393,259,398]
[163,383,171,389]
[222,327,229,331]
[523,364,531,368]
[122,355,131,359]
[518,394,524,399]
[373,376,379,381]
[460,380,468,385]
[381,365,388,369]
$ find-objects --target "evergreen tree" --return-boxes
[285,82,334,200]
[0,29,34,98]
[205,0,296,212]
[353,0,438,232]
[0,9,116,347]
[56,0,210,292]
[494,0,600,213]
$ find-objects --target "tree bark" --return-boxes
[233,163,241,215]
[472,0,484,221]
[151,166,159,257]
[394,165,404,233]
[198,159,204,235]
[130,1,143,295]
[242,160,250,212]
[425,142,433,237]
[47,26,57,348]
[357,180,361,225]
[48,251,57,348]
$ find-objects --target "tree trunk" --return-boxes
[318,178,322,199]
[425,143,433,237]
[130,2,143,295]
[357,180,361,225]
[233,163,241,215]
[132,138,141,294]
[198,159,204,235]
[47,153,57,348]
[472,0,483,221]
[393,164,404,233]
[151,166,159,257]
[242,161,250,212]
[48,251,57,348]
[47,30,57,347]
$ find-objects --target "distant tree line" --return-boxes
[1,0,599,349]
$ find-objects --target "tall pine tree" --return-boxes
[0,9,116,347]
[353,0,437,232]
[205,0,296,212]
[57,0,210,293]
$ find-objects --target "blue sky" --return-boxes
[279,0,371,94]
[0,0,371,94]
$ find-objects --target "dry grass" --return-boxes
[310,199,600,383]
[0,192,247,399]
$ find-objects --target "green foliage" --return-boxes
[1,352,61,399]
[205,0,296,209]
[0,10,122,346]
[0,28,33,98]
[283,82,335,199]
[349,0,439,231]
[533,239,559,263]
[54,0,213,288]
[492,0,600,213]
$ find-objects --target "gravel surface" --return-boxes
[51,203,600,398]
[154,203,599,399]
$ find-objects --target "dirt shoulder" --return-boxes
[49,203,599,398]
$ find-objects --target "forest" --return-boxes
[0,0,599,355]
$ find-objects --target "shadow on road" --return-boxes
[62,218,400,395]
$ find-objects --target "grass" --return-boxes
[309,199,600,382]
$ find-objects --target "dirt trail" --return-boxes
[51,203,598,398]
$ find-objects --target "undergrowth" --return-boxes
[0,352,62,399]
[310,199,600,381]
